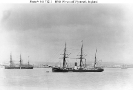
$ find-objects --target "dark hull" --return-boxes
[21,67,33,69]
[52,68,104,72]
[5,67,20,69]
[5,66,33,69]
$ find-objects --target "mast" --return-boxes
[94,49,97,68]
[10,53,13,67]
[28,56,29,65]
[20,54,22,66]
[63,43,67,68]
[79,41,83,68]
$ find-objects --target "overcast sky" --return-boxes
[0,4,133,65]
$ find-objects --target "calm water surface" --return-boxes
[0,68,133,90]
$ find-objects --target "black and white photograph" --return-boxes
[0,1,133,90]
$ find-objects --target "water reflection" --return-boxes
[0,68,133,90]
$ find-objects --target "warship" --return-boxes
[52,42,104,72]
[5,54,33,69]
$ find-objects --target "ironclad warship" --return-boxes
[5,54,33,69]
[52,42,104,72]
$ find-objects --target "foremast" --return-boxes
[20,54,22,67]
[62,43,68,68]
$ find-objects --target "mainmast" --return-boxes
[79,41,83,68]
[94,49,97,68]
[63,43,67,68]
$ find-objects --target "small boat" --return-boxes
[5,54,33,69]
[52,42,104,72]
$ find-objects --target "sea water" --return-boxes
[0,68,133,90]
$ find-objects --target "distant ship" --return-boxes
[121,64,128,69]
[5,54,33,69]
[52,42,104,72]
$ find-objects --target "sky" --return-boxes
[0,4,133,65]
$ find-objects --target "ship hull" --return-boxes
[52,67,104,72]
[5,66,33,69]
[21,67,33,69]
[5,66,20,69]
